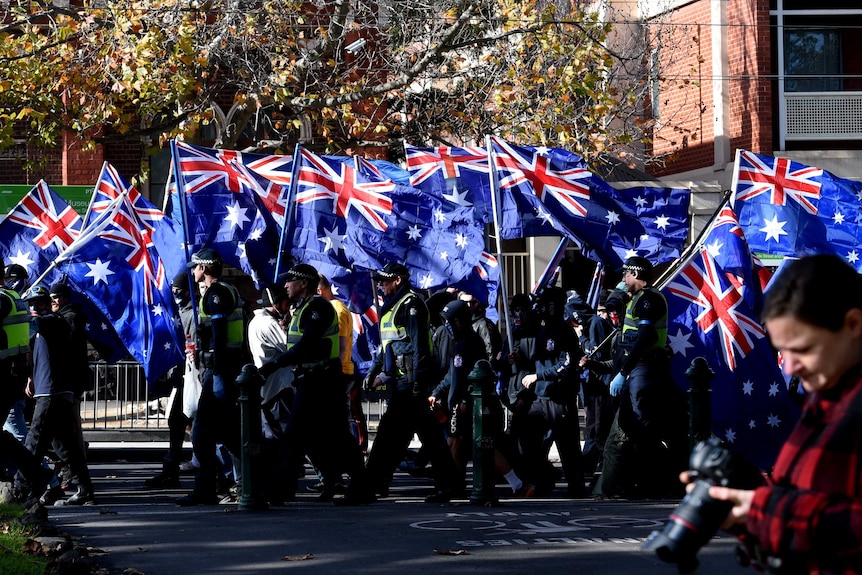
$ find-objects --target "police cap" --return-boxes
[24,285,50,302]
[283,263,319,283]
[373,262,410,281]
[187,248,222,269]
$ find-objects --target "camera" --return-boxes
[642,437,765,574]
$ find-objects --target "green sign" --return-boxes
[0,184,94,216]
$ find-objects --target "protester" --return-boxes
[146,272,196,489]
[20,286,96,506]
[318,274,368,455]
[690,254,862,573]
[508,286,585,497]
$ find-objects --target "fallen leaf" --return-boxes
[282,553,315,561]
[433,548,468,555]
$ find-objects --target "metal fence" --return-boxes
[80,361,388,436]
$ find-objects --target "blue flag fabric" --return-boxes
[170,141,285,286]
[166,142,294,230]
[662,205,800,469]
[491,138,690,268]
[732,149,862,271]
[90,162,187,282]
[291,148,485,294]
[0,181,126,361]
[54,195,185,384]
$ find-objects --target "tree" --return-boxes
[0,0,693,171]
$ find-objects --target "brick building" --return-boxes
[638,0,862,188]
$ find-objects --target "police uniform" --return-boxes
[185,257,245,504]
[365,266,459,500]
[0,287,52,496]
[594,260,686,499]
[262,264,372,504]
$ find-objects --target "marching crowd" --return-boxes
[3,248,862,572]
[0,247,691,508]
[145,251,690,506]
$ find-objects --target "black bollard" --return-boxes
[685,357,714,453]
[469,360,500,506]
[236,364,268,510]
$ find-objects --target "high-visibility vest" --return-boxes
[379,292,432,375]
[198,281,244,350]
[620,286,667,351]
[0,288,29,360]
[286,295,339,361]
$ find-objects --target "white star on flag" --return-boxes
[441,187,472,206]
[406,225,422,241]
[655,215,670,230]
[605,211,620,225]
[224,200,251,230]
[434,209,446,223]
[742,380,754,395]
[85,258,114,285]
[419,272,434,289]
[319,226,346,254]
[9,249,35,270]
[455,233,468,248]
[667,328,694,355]
[760,215,788,242]
[706,240,723,258]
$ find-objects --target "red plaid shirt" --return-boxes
[745,366,862,574]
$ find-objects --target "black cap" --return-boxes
[24,285,50,301]
[259,285,288,307]
[283,263,318,283]
[171,271,190,291]
[4,264,26,279]
[49,282,72,299]
[187,248,222,268]
[621,256,652,274]
[373,262,410,281]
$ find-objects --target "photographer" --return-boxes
[689,254,862,573]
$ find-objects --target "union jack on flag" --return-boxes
[665,247,765,371]
[170,141,292,226]
[296,148,394,232]
[732,149,862,271]
[54,194,184,383]
[661,204,799,469]
[492,137,592,218]
[734,150,822,215]
[6,180,81,251]
[405,144,488,187]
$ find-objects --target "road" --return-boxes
[46,457,746,575]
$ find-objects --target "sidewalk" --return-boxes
[44,458,744,575]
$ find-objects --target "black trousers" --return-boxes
[511,397,585,496]
[282,370,368,496]
[190,372,241,497]
[366,388,459,492]
[22,394,91,493]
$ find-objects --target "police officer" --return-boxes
[0,268,56,502]
[364,263,459,503]
[592,256,686,499]
[4,264,29,294]
[177,248,244,506]
[260,263,373,505]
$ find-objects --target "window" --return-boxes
[784,29,842,92]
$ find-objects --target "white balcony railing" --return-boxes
[784,91,862,141]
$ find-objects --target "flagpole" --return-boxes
[655,188,732,290]
[532,237,570,295]
[485,135,513,353]
[169,140,202,333]
[274,145,303,283]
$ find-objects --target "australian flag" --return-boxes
[53,194,185,384]
[0,181,126,361]
[662,205,800,469]
[88,162,186,281]
[491,138,690,268]
[289,148,484,295]
[170,140,285,286]
[732,149,862,271]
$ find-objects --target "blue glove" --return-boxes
[212,374,229,401]
[610,372,626,397]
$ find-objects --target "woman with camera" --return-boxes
[698,254,862,574]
